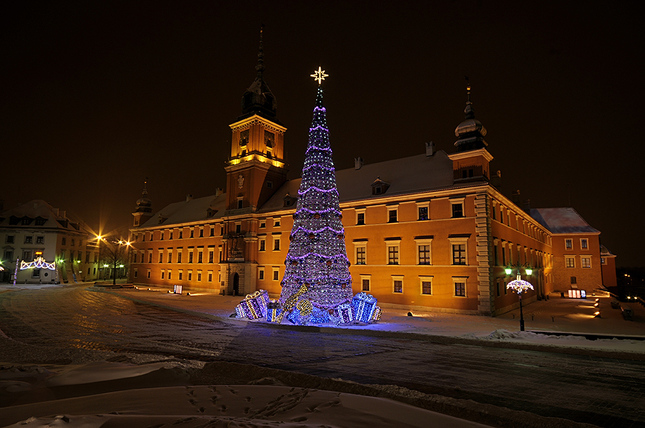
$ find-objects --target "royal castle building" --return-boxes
[128,46,615,316]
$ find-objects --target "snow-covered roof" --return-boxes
[140,194,227,228]
[0,199,86,231]
[529,208,599,234]
[261,151,455,212]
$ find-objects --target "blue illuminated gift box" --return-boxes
[237,290,270,320]
[333,302,354,324]
[266,299,282,323]
[351,292,378,323]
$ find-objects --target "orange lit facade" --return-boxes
[128,55,615,315]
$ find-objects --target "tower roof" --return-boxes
[239,26,278,121]
[454,81,488,152]
[133,180,152,214]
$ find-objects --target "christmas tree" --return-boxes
[278,68,354,324]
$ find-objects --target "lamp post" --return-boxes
[97,235,131,286]
[506,265,534,331]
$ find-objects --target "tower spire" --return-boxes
[255,25,265,79]
[464,76,475,119]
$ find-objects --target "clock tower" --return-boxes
[221,28,288,295]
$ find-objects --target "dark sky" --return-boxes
[2,1,643,267]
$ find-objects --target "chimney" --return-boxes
[511,189,521,206]
[354,157,364,170]
[425,141,434,156]
[186,194,193,202]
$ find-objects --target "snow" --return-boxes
[0,283,643,427]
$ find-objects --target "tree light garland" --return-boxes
[506,279,534,294]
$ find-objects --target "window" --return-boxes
[197,271,202,282]
[148,252,152,263]
[356,211,365,225]
[260,221,266,228]
[134,269,138,278]
[170,231,174,239]
[361,275,371,292]
[237,198,243,209]
[190,229,194,238]
[235,224,241,233]
[420,277,433,295]
[601,257,606,265]
[454,279,466,297]
[189,251,194,263]
[24,236,33,244]
[179,231,183,239]
[161,270,165,279]
[198,251,203,263]
[168,270,172,280]
[272,267,279,281]
[355,246,366,265]
[259,267,265,280]
[208,271,213,282]
[387,244,399,265]
[388,208,398,223]
[274,218,281,227]
[581,256,591,269]
[168,251,172,263]
[147,270,151,279]
[36,236,44,244]
[452,244,466,265]
[62,237,67,245]
[209,250,214,263]
[565,256,575,268]
[159,252,163,263]
[6,235,14,244]
[4,250,13,261]
[565,239,573,250]
[177,251,182,263]
[571,276,577,285]
[209,227,214,237]
[273,237,280,251]
[160,231,164,240]
[418,244,431,265]
[259,239,266,252]
[188,271,193,281]
[178,270,183,280]
[393,276,403,293]
[199,228,204,237]
[418,206,429,221]
[580,239,588,250]
[23,250,33,261]
[451,200,464,218]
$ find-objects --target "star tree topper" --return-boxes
[310,66,329,85]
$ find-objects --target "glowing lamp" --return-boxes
[505,267,513,275]
[525,268,533,275]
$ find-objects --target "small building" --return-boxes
[0,200,101,284]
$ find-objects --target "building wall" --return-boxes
[551,233,603,293]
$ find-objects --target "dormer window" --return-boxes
[371,177,390,195]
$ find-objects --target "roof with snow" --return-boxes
[529,208,599,234]
[261,151,456,212]
[0,199,87,232]
[139,194,227,228]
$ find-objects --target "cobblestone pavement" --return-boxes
[1,284,644,427]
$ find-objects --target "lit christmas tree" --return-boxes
[277,67,354,324]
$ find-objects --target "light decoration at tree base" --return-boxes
[20,256,56,271]
[235,290,270,320]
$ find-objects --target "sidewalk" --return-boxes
[93,284,645,356]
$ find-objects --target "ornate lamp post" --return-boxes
[97,235,131,286]
[505,265,534,331]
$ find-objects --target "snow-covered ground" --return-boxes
[1,283,643,427]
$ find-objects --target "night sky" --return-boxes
[2,1,643,267]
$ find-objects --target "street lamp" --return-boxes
[96,235,131,286]
[505,264,534,331]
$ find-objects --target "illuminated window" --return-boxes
[387,244,399,265]
[565,256,575,268]
[581,256,591,269]
[416,238,432,265]
[354,243,367,265]
[418,206,429,221]
[452,244,466,265]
